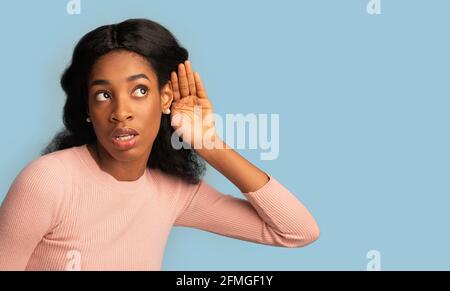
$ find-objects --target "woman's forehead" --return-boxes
[89,50,156,81]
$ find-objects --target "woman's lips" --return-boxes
[111,134,138,150]
[111,127,139,137]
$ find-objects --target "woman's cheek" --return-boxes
[144,107,162,141]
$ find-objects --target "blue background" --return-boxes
[0,0,449,270]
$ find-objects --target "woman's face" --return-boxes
[87,50,173,162]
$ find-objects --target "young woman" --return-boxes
[0,18,320,271]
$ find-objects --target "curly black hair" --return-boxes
[41,18,206,184]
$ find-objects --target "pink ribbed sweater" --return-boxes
[0,144,319,271]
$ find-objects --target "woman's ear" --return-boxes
[160,81,174,112]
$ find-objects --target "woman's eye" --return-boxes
[94,92,111,101]
[132,86,148,97]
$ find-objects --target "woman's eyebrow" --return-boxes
[89,73,150,87]
[127,73,149,82]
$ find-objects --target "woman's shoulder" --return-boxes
[39,145,82,168]
[15,149,73,186]
[1,148,75,233]
[10,146,82,193]
[149,167,203,196]
[149,168,204,215]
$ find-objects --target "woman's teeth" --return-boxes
[115,134,135,141]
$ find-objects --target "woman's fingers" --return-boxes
[194,72,207,99]
[170,71,181,101]
[177,63,190,97]
[184,60,197,96]
[173,60,203,101]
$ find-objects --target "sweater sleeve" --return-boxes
[174,173,320,248]
[0,156,67,270]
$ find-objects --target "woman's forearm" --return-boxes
[195,137,270,193]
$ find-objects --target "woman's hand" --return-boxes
[170,62,269,194]
[169,60,219,150]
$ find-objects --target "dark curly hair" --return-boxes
[41,18,206,184]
